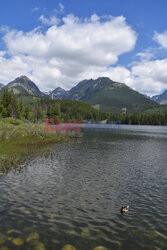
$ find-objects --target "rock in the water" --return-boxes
[61,244,76,250]
[26,232,39,242]
[7,229,14,234]
[81,227,91,237]
[12,237,24,246]
[33,241,45,250]
[116,241,122,247]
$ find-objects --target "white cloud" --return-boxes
[1,13,167,97]
[0,54,29,84]
[153,31,167,48]
[90,14,100,22]
[39,15,60,26]
[32,7,40,12]
[0,51,6,57]
[78,66,131,85]
[127,58,167,96]
[54,3,65,14]
[0,14,137,91]
[59,3,64,13]
[136,51,154,61]
[5,14,137,64]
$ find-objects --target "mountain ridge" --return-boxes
[151,89,167,104]
[52,77,159,113]
[52,87,69,99]
[1,75,44,96]
[1,75,160,113]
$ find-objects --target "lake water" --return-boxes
[0,125,167,249]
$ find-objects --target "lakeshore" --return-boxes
[0,118,73,173]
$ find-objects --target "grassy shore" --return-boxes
[0,118,73,173]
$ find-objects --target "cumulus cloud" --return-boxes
[0,13,137,90]
[1,9,167,97]
[122,36,167,96]
[1,12,167,97]
[126,58,167,96]
[153,31,167,48]
[0,54,29,84]
[78,66,131,85]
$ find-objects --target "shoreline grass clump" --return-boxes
[0,118,73,173]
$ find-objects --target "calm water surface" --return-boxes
[0,125,167,249]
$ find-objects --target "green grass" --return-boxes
[0,118,73,173]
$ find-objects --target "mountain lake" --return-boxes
[0,125,167,249]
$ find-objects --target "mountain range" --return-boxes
[0,75,164,113]
[52,77,159,113]
[151,90,167,104]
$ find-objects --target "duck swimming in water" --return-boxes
[121,205,129,213]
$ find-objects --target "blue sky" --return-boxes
[0,0,167,96]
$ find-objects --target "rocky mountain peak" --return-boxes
[14,75,33,83]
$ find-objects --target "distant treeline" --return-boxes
[0,90,167,125]
[108,113,167,126]
[0,90,109,122]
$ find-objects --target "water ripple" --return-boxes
[0,126,167,249]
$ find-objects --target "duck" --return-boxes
[121,205,129,213]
